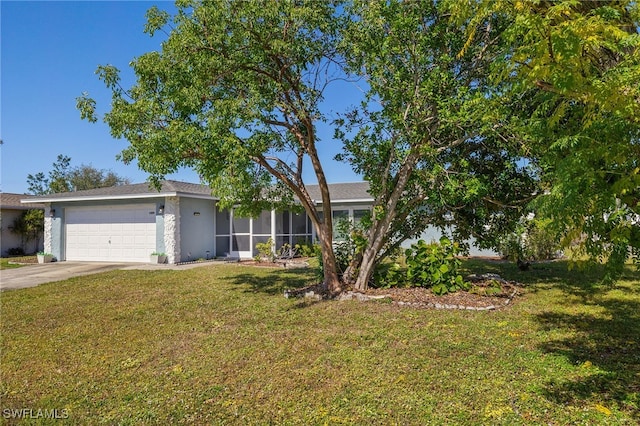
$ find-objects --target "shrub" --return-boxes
[7,247,25,256]
[255,238,275,262]
[295,242,320,258]
[405,238,470,295]
[498,216,561,261]
[373,261,407,289]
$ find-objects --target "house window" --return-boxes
[353,209,370,224]
[332,210,349,241]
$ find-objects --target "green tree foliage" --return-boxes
[77,0,347,293]
[337,1,537,289]
[27,154,130,195]
[448,0,640,276]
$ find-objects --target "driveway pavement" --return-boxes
[0,261,221,291]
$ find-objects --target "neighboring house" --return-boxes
[20,180,497,264]
[0,192,45,256]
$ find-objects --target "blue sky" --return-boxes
[1,1,361,194]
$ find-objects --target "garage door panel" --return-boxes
[65,205,156,262]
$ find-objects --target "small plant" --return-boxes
[36,251,54,264]
[256,238,275,262]
[373,261,407,288]
[151,252,166,256]
[295,242,320,258]
[405,237,470,295]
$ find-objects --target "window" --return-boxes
[353,209,370,224]
[332,210,349,240]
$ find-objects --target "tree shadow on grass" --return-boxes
[536,297,640,419]
[225,267,320,296]
[463,258,639,301]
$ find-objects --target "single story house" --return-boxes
[20,180,374,264]
[20,180,497,263]
[0,192,44,256]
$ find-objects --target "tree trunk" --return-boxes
[353,246,378,291]
[317,223,342,295]
[351,228,388,291]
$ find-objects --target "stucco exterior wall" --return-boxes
[179,198,215,261]
[163,197,180,264]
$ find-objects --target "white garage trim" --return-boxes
[65,204,157,262]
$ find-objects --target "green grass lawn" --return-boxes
[1,260,638,424]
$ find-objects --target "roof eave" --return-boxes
[20,191,219,204]
[315,198,375,204]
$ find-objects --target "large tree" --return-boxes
[448,0,640,276]
[338,1,537,290]
[27,154,130,195]
[78,0,347,293]
[78,0,540,293]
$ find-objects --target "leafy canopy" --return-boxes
[27,154,130,195]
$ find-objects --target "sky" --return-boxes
[1,0,362,194]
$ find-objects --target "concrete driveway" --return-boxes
[0,261,221,291]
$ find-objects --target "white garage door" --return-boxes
[65,205,157,262]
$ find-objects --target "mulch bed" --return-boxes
[363,280,521,310]
[6,255,38,264]
[284,276,522,311]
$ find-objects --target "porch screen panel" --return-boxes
[232,235,250,251]
[216,209,230,234]
[253,211,271,234]
[232,216,250,233]
[216,237,230,257]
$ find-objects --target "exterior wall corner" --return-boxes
[164,197,181,263]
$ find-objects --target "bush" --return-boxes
[405,238,470,295]
[255,238,275,262]
[373,261,407,289]
[498,216,561,261]
[7,247,25,256]
[295,242,320,258]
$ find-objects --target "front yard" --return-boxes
[0,260,638,424]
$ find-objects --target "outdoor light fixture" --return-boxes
[193,211,201,216]
[49,209,56,217]
[158,205,165,215]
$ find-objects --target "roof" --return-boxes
[20,180,372,204]
[21,180,215,204]
[1,192,45,210]
[307,182,372,203]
